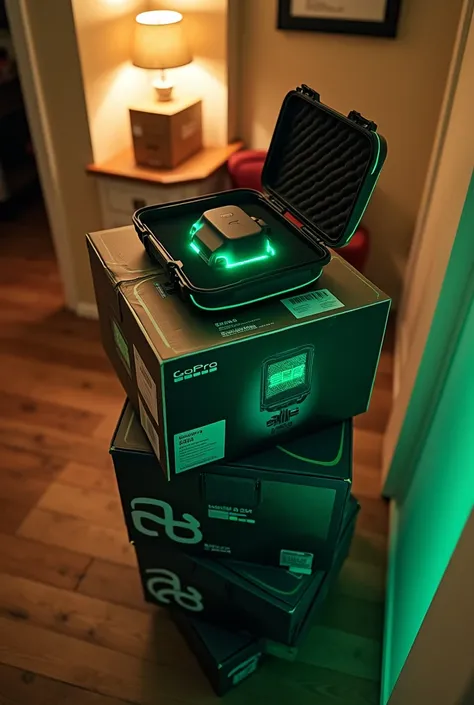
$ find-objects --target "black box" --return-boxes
[111,401,352,571]
[172,614,265,695]
[135,495,359,645]
[87,225,390,480]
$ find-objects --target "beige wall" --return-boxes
[73,0,233,157]
[239,0,463,304]
[162,0,230,147]
[72,0,149,164]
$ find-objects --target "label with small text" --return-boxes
[133,346,159,423]
[138,397,160,459]
[280,549,313,574]
[174,420,225,474]
[112,320,131,374]
[281,289,344,319]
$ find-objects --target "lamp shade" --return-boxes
[132,10,192,70]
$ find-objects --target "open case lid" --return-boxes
[262,85,387,249]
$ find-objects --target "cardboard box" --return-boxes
[111,401,352,571]
[172,613,265,695]
[88,226,389,479]
[129,97,202,169]
[135,496,359,645]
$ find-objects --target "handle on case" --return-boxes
[139,226,183,286]
[296,84,320,102]
[348,110,377,132]
[132,209,149,242]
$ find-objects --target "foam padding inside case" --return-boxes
[265,97,373,244]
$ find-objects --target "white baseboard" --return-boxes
[76,301,98,319]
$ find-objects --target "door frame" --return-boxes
[6,0,83,311]
[382,0,474,500]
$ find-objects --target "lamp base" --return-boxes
[153,69,174,102]
[153,83,173,102]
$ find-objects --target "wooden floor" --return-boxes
[0,198,392,705]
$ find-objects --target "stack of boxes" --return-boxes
[88,225,390,695]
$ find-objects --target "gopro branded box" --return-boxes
[135,496,359,645]
[172,613,265,695]
[88,226,389,479]
[111,401,352,571]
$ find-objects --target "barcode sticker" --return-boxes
[138,397,161,460]
[280,550,313,574]
[281,288,344,319]
[229,654,261,685]
[133,346,159,423]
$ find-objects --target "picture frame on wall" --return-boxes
[277,0,402,38]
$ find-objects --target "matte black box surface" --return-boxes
[87,226,390,480]
[135,496,359,645]
[172,613,265,695]
[111,401,352,571]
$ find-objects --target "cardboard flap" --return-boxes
[87,227,160,284]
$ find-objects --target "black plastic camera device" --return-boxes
[133,84,387,312]
[189,206,273,269]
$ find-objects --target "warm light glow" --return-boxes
[132,9,191,75]
[136,10,183,26]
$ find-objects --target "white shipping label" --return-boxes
[138,397,160,460]
[174,420,226,474]
[181,120,197,140]
[280,549,313,574]
[133,346,159,423]
[230,654,261,685]
[281,289,344,319]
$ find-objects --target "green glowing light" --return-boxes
[266,240,276,256]
[342,132,383,245]
[268,364,305,389]
[266,352,308,399]
[217,252,273,269]
[371,133,381,175]
[189,221,203,237]
[188,272,323,311]
[345,162,383,242]
[189,234,276,269]
[277,423,346,467]
[218,239,276,269]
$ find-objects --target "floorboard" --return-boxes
[0,533,90,591]
[0,664,132,705]
[77,560,154,613]
[0,197,393,703]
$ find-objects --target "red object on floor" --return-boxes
[227,149,370,272]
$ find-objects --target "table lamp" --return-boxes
[132,10,192,102]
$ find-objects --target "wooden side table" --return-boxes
[87,142,243,230]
